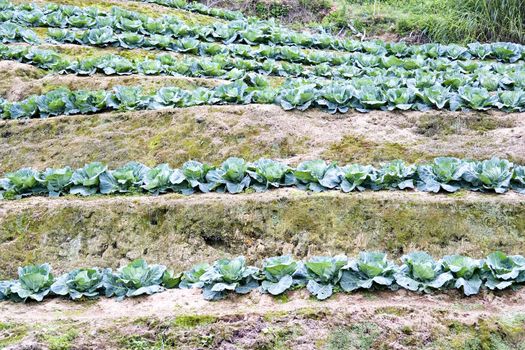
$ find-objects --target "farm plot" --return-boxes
[1,0,525,348]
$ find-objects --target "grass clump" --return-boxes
[324,323,380,350]
[332,0,525,43]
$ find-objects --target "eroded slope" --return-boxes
[1,189,524,277]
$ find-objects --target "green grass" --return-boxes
[326,0,525,44]
[324,323,380,350]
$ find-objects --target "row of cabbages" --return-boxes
[40,27,525,67]
[3,43,525,88]
[1,157,524,199]
[0,0,243,23]
[1,0,524,62]
[136,0,244,21]
[2,22,523,70]
[2,79,525,121]
[1,251,524,303]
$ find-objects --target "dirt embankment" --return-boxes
[0,103,522,173]
[1,189,524,278]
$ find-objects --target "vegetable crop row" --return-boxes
[136,0,244,21]
[1,23,507,74]
[2,76,525,123]
[4,23,522,103]
[2,156,524,200]
[3,20,525,73]
[4,43,525,89]
[2,1,525,62]
[1,251,524,303]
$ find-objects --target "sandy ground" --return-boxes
[2,287,525,324]
[1,188,524,213]
[5,287,524,349]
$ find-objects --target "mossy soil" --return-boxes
[2,288,525,349]
[0,189,524,278]
[0,60,225,101]
[0,103,523,173]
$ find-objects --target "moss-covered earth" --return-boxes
[0,189,524,278]
[0,60,225,101]
[0,103,523,173]
[2,288,525,349]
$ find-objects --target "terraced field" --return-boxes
[1,0,525,349]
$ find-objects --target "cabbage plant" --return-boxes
[99,56,135,75]
[441,255,483,296]
[161,269,182,289]
[458,86,498,110]
[293,160,340,192]
[199,256,259,301]
[142,164,173,194]
[36,87,71,117]
[70,162,107,196]
[316,84,353,114]
[213,81,252,104]
[149,87,188,109]
[106,86,149,111]
[73,57,98,75]
[395,252,453,293]
[0,280,15,301]
[138,59,163,75]
[462,158,513,193]
[339,164,375,192]
[492,43,522,62]
[100,161,149,194]
[6,96,37,119]
[117,32,145,49]
[175,37,200,54]
[185,87,219,106]
[46,27,74,43]
[416,157,466,193]
[373,160,415,190]
[260,255,300,295]
[304,255,347,300]
[482,252,525,290]
[37,167,73,197]
[51,268,106,300]
[103,259,167,300]
[416,85,452,110]
[354,85,387,111]
[247,159,294,192]
[9,264,54,302]
[205,157,251,193]
[512,165,525,194]
[340,252,397,292]
[67,90,108,114]
[496,91,525,112]
[179,263,209,289]
[3,168,43,198]
[86,27,115,46]
[172,160,213,194]
[277,85,317,111]
[385,88,415,111]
